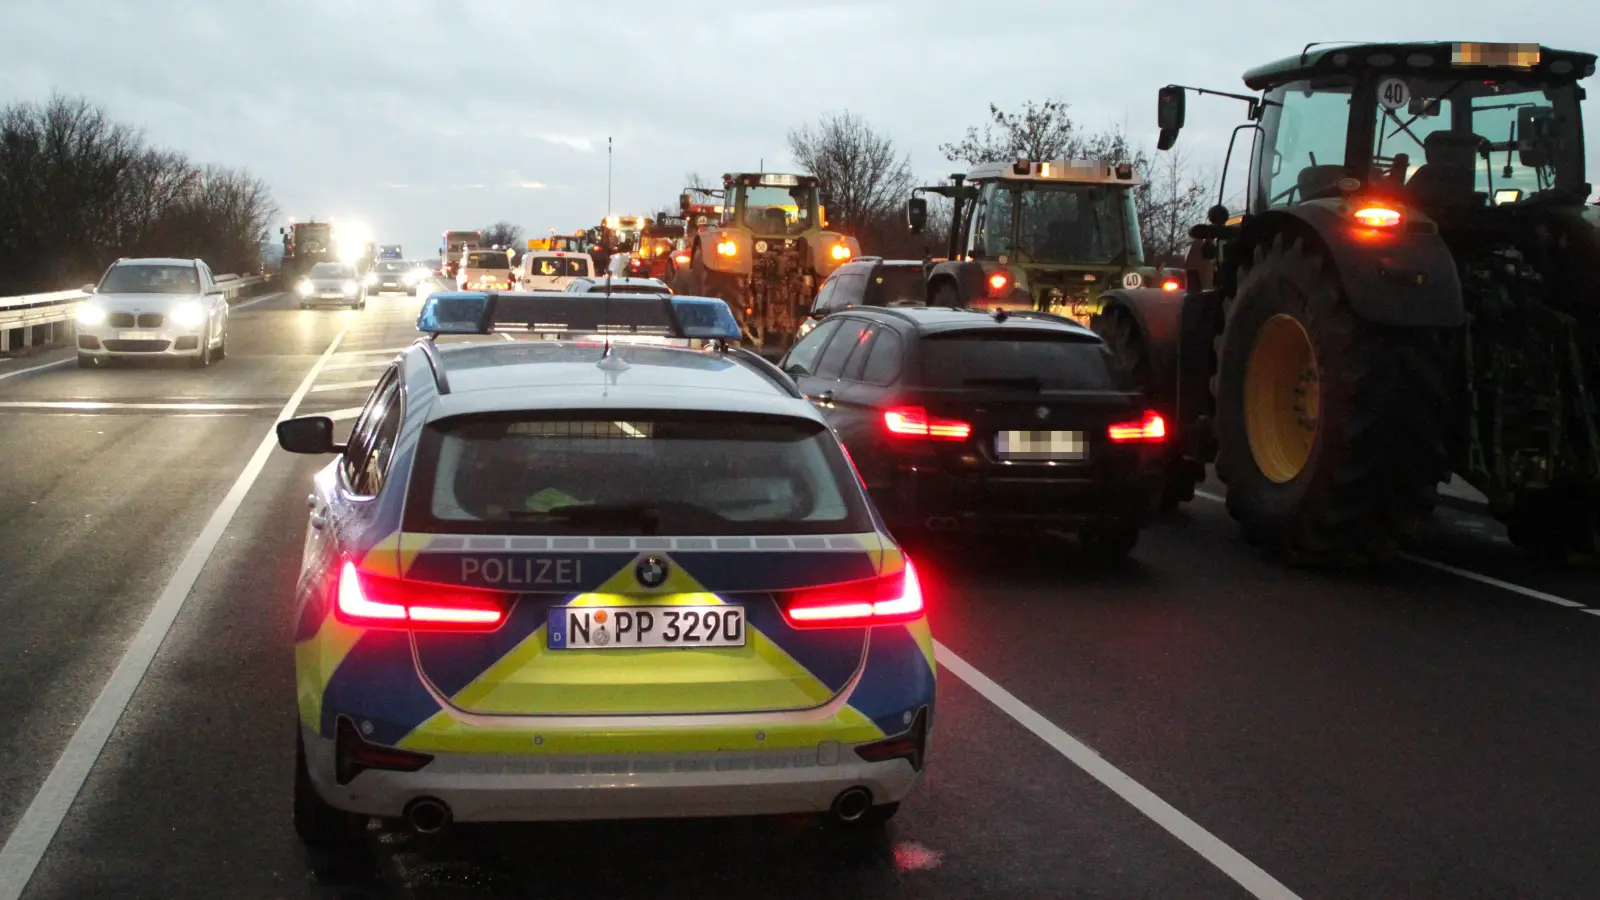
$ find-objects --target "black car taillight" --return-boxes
[334,716,433,785]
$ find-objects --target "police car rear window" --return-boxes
[405,412,870,536]
[587,284,665,294]
[872,267,927,306]
[917,330,1118,390]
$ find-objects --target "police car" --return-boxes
[275,290,935,847]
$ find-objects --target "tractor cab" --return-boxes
[908,160,1157,324]
[727,173,823,238]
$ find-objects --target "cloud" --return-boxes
[540,135,595,153]
[510,181,549,189]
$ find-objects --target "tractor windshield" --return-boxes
[1258,75,1587,212]
[738,185,818,236]
[1010,183,1140,266]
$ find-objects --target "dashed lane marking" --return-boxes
[1192,490,1586,610]
[0,328,348,900]
[320,359,395,372]
[309,379,380,393]
[230,291,286,311]
[330,346,412,357]
[0,358,73,383]
[935,643,1303,900]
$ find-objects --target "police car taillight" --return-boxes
[335,561,509,631]
[780,560,924,628]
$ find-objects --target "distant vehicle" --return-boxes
[296,262,368,310]
[378,244,403,260]
[800,257,928,339]
[563,276,672,295]
[440,230,481,278]
[455,248,513,291]
[778,305,1167,556]
[370,259,422,294]
[518,250,592,292]
[75,258,231,368]
[275,290,930,848]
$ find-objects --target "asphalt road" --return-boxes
[0,286,1596,899]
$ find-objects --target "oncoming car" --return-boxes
[75,258,231,368]
[297,262,368,310]
[274,290,935,847]
[563,275,672,295]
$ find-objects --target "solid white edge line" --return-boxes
[934,642,1303,900]
[1191,490,1585,609]
[0,357,73,383]
[0,329,348,900]
[309,379,380,393]
[230,290,284,312]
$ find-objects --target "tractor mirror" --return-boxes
[1157,86,1186,150]
[906,197,928,234]
[679,192,692,211]
[1517,106,1556,169]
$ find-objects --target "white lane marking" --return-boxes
[0,401,277,411]
[935,643,1303,900]
[309,378,380,393]
[499,332,515,341]
[0,357,74,384]
[331,346,411,358]
[614,421,645,437]
[323,406,365,421]
[0,328,348,900]
[1585,610,1600,618]
[231,291,285,311]
[1192,490,1586,609]
[320,359,394,372]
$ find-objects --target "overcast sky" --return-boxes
[4,0,1597,259]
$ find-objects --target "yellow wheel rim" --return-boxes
[1244,314,1320,484]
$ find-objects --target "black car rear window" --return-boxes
[916,330,1119,390]
[405,411,871,536]
[871,267,926,306]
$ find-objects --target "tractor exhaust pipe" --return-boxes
[404,797,452,834]
[831,787,873,823]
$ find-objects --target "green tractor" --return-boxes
[677,173,860,348]
[905,159,1181,327]
[1095,41,1600,563]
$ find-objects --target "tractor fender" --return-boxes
[1092,287,1184,409]
[1243,203,1463,328]
[805,231,862,277]
[926,260,987,305]
[695,227,753,277]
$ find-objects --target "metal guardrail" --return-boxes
[0,275,273,354]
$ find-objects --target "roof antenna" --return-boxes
[604,135,613,358]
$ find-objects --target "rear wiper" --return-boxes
[964,376,1044,390]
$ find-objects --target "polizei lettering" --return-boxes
[460,557,583,586]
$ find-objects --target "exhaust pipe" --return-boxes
[404,797,452,834]
[831,787,873,823]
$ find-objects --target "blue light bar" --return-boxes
[416,291,742,342]
[669,296,741,341]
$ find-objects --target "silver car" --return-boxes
[295,262,368,309]
[75,258,231,368]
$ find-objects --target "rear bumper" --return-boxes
[880,464,1163,532]
[301,725,920,823]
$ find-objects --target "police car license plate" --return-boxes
[995,430,1087,461]
[547,605,746,649]
[120,330,159,340]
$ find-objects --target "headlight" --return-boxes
[342,281,358,295]
[76,304,107,326]
[403,269,422,284]
[297,281,314,297]
[363,272,378,285]
[169,301,206,329]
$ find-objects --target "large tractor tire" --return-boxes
[1213,235,1452,565]
[1094,309,1195,511]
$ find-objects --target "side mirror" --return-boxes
[1157,85,1186,151]
[81,284,96,294]
[276,416,343,454]
[783,362,809,378]
[279,227,286,235]
[1517,106,1555,169]
[1207,204,1230,226]
[906,197,928,234]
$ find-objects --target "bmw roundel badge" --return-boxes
[636,556,670,588]
[1035,406,1050,421]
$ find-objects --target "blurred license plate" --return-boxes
[995,430,1086,461]
[547,605,745,649]
[320,292,344,299]
[119,330,158,340]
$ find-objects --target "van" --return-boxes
[518,251,593,291]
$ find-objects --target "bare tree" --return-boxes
[480,221,524,249]
[1138,148,1212,267]
[939,99,1084,165]
[0,94,277,293]
[787,111,916,251]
